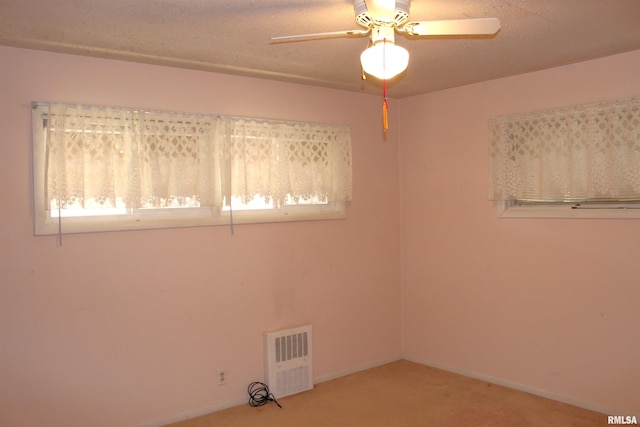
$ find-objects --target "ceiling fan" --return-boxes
[271,0,501,80]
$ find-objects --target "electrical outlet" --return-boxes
[217,370,227,385]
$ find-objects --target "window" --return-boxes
[32,103,352,235]
[488,97,640,218]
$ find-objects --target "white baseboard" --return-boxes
[133,397,247,427]
[402,355,616,415]
[313,354,403,384]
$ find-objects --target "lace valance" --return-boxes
[489,97,640,201]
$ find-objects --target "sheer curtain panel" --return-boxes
[220,117,352,206]
[44,103,221,213]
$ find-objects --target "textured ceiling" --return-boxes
[1,0,640,98]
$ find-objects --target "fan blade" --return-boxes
[271,29,370,43]
[365,0,396,23]
[402,18,500,36]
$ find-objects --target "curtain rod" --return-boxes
[32,101,350,129]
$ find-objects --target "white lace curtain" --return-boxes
[43,103,351,212]
[220,117,352,205]
[45,104,221,210]
[489,97,640,201]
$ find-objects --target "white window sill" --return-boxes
[35,203,347,235]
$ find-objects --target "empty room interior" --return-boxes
[1,1,639,426]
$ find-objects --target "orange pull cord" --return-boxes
[382,38,389,132]
[383,78,389,132]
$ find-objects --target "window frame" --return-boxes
[489,97,640,219]
[32,104,349,235]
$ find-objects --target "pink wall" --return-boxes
[0,47,401,427]
[399,50,640,415]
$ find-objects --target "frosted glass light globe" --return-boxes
[360,42,409,80]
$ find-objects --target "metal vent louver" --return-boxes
[264,325,313,398]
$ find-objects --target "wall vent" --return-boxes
[264,325,313,398]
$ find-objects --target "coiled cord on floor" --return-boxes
[248,382,282,408]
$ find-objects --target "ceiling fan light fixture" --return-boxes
[360,40,409,80]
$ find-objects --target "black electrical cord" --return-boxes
[248,382,282,408]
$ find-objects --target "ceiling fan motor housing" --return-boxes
[355,0,410,28]
[371,25,396,44]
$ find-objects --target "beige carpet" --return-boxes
[165,360,605,427]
